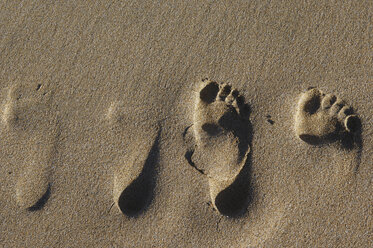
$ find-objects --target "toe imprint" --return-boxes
[200,81,220,104]
[329,98,345,116]
[345,115,360,133]
[218,84,231,101]
[321,94,336,109]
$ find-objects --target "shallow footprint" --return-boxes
[295,88,362,175]
[186,79,252,217]
[108,104,160,217]
[2,83,58,210]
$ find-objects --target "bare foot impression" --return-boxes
[108,103,160,217]
[295,87,362,175]
[185,79,252,217]
[1,83,58,210]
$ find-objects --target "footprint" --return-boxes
[108,104,160,217]
[185,79,252,217]
[295,88,362,174]
[295,88,360,143]
[2,83,58,210]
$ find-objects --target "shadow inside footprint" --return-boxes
[218,103,251,160]
[214,109,253,218]
[300,116,362,149]
[214,151,253,217]
[299,132,339,145]
[117,132,160,217]
[27,184,51,212]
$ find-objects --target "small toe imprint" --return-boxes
[218,84,232,101]
[321,94,336,109]
[329,99,345,115]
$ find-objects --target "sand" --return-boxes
[0,1,372,247]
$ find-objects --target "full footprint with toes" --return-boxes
[2,83,58,210]
[186,79,252,217]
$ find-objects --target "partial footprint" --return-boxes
[295,88,360,143]
[2,83,58,210]
[108,103,160,217]
[185,79,252,217]
[295,88,362,175]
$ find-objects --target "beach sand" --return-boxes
[0,1,372,247]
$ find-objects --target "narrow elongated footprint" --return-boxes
[295,88,362,175]
[186,79,252,217]
[2,83,58,210]
[108,103,160,217]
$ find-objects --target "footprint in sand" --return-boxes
[185,79,252,217]
[295,87,362,175]
[107,102,159,217]
[2,83,58,210]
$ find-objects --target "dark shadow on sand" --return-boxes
[117,130,160,217]
[28,184,51,211]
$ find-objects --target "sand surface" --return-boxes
[0,1,372,247]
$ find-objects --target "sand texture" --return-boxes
[0,1,372,247]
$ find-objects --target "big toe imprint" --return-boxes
[187,79,252,217]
